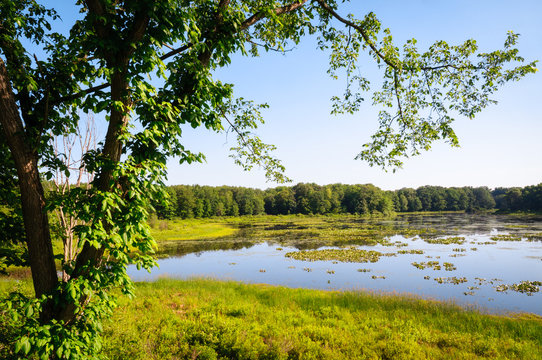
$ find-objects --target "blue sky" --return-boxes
[166,0,542,190]
[41,1,542,190]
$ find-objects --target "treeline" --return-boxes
[153,183,542,219]
[492,184,542,212]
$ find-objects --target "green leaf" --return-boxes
[20,336,31,354]
[56,345,63,359]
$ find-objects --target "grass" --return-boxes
[149,218,237,242]
[100,278,542,359]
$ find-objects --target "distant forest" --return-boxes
[153,183,542,219]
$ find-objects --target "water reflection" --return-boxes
[156,239,256,257]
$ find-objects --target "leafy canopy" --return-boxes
[0,0,536,359]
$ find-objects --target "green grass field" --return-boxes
[102,279,542,360]
[149,217,238,242]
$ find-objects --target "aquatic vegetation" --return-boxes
[379,238,394,247]
[276,247,283,251]
[434,277,468,285]
[411,261,456,271]
[303,267,313,272]
[242,217,404,246]
[525,233,542,242]
[449,254,466,258]
[495,281,542,295]
[452,248,466,252]
[397,249,425,254]
[490,234,522,242]
[288,266,295,269]
[411,261,441,270]
[475,241,497,245]
[285,249,393,263]
[326,270,335,274]
[423,276,430,280]
[228,262,237,265]
[423,236,466,245]
[474,277,503,286]
[380,239,409,247]
[470,247,478,251]
[357,268,371,273]
[512,281,541,294]
[227,215,448,249]
[259,269,266,273]
[371,275,386,279]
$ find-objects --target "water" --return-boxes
[128,214,542,315]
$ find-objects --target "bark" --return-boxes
[0,59,58,316]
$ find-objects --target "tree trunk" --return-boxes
[0,59,58,318]
[58,67,132,322]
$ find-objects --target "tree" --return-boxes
[274,187,297,215]
[506,188,524,211]
[397,193,409,212]
[472,186,496,210]
[154,186,178,219]
[522,184,542,212]
[0,0,536,358]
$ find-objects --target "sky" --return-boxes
[162,0,542,190]
[44,1,542,190]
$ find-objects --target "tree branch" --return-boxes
[55,43,195,105]
[160,43,192,61]
[246,38,296,53]
[54,82,110,104]
[241,0,309,30]
[314,0,398,70]
[393,71,405,123]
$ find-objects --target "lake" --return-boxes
[128,214,542,315]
